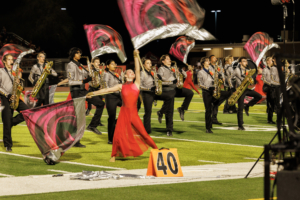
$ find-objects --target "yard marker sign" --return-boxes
[147,148,183,177]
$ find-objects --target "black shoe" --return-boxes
[157,111,163,124]
[98,122,105,126]
[268,121,276,124]
[85,109,90,116]
[206,129,213,133]
[177,107,184,121]
[87,125,102,135]
[244,105,249,116]
[73,142,86,148]
[108,141,112,144]
[238,126,245,131]
[6,147,12,152]
[212,120,222,125]
[167,131,173,137]
[232,110,238,113]
[223,111,229,114]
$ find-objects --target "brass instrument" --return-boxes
[31,61,53,98]
[172,61,183,89]
[213,59,221,99]
[10,49,35,109]
[10,64,23,110]
[228,69,256,106]
[99,62,106,89]
[151,65,162,95]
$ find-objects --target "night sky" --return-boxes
[1,0,299,63]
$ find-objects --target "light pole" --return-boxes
[211,10,221,37]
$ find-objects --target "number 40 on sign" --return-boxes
[147,148,183,177]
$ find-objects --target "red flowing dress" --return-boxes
[183,71,200,94]
[111,82,158,158]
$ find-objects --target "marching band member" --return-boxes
[197,57,228,133]
[262,56,275,124]
[140,58,156,134]
[103,59,122,144]
[209,55,229,125]
[157,54,194,136]
[0,54,29,152]
[29,52,57,107]
[67,47,103,148]
[233,57,262,130]
[87,57,105,127]
[223,55,237,114]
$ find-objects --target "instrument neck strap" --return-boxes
[108,71,122,83]
[37,63,46,74]
[71,60,88,73]
[203,68,214,79]
[4,67,14,83]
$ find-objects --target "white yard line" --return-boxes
[0,152,123,170]
[198,160,225,164]
[0,173,14,177]
[150,136,263,148]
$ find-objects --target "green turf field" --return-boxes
[0,91,279,199]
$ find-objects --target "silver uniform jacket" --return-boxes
[103,71,122,94]
[261,66,272,85]
[0,68,14,97]
[140,70,155,91]
[270,66,280,86]
[157,65,187,85]
[67,61,88,86]
[210,64,225,80]
[197,68,214,90]
[233,67,250,88]
[224,64,234,88]
[29,64,57,84]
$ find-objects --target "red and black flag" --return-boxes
[117,0,215,49]
[0,44,30,68]
[244,32,280,66]
[84,24,127,63]
[169,36,195,64]
[22,97,86,163]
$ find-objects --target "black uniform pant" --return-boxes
[35,83,49,107]
[274,86,282,131]
[223,88,237,113]
[202,89,218,129]
[156,90,176,132]
[1,96,29,147]
[141,91,155,134]
[88,87,105,125]
[263,84,275,122]
[160,87,194,114]
[212,90,231,121]
[105,93,122,142]
[237,89,262,127]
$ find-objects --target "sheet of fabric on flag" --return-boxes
[244,32,280,66]
[24,90,37,109]
[22,97,86,161]
[117,0,215,49]
[84,24,127,63]
[169,36,195,64]
[0,44,30,68]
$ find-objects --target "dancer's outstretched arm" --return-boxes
[86,84,122,98]
[134,50,140,89]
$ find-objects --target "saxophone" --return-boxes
[213,60,221,99]
[31,61,53,98]
[152,66,162,95]
[10,49,35,109]
[172,61,183,89]
[228,68,256,106]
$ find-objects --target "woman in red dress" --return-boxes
[87,50,158,162]
[183,65,202,98]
